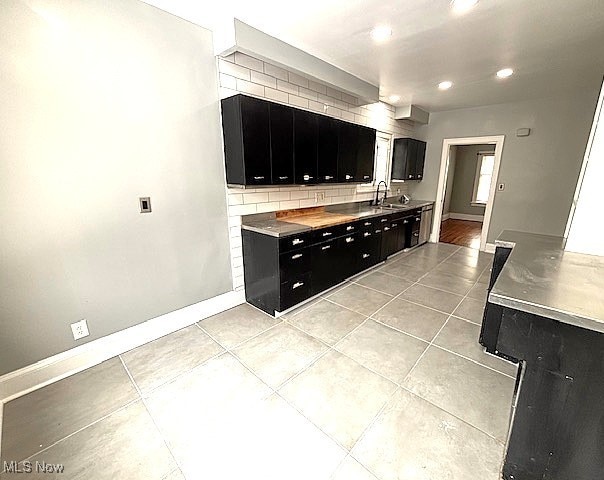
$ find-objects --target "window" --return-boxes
[472,151,495,205]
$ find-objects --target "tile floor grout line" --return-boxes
[199,317,285,353]
[429,343,516,379]
[118,356,188,478]
[350,281,396,297]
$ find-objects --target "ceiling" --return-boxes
[141,0,604,112]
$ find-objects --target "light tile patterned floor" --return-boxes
[1,243,517,480]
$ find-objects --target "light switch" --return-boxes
[139,197,152,213]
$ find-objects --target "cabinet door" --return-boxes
[294,110,318,184]
[359,230,381,270]
[356,126,376,183]
[311,240,339,295]
[391,138,410,181]
[317,116,339,183]
[337,121,358,182]
[337,233,360,280]
[406,140,418,180]
[270,103,294,184]
[241,96,271,185]
[414,140,426,180]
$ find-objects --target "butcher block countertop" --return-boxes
[241,200,434,238]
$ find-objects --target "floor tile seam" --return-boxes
[370,318,437,344]
[398,384,506,445]
[281,318,344,351]
[119,357,186,477]
[349,281,396,297]
[322,296,379,318]
[12,396,142,465]
[428,344,517,379]
[390,296,457,316]
[352,277,423,320]
[199,318,285,353]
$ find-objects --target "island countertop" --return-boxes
[489,230,604,333]
[241,200,434,238]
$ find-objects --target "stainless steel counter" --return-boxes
[241,200,434,238]
[490,230,604,333]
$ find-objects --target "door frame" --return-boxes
[430,135,505,251]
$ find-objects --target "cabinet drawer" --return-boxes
[279,231,312,253]
[312,224,344,243]
[279,248,311,280]
[359,218,375,231]
[341,221,360,234]
[280,273,311,311]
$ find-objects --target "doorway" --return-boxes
[430,136,505,251]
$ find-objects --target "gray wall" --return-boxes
[412,89,599,243]
[449,145,494,216]
[0,0,233,375]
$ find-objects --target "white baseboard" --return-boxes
[441,213,450,221]
[449,212,485,222]
[485,242,496,254]
[0,290,245,404]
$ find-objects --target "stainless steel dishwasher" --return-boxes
[419,204,433,245]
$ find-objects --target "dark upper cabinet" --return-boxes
[269,103,294,185]
[356,125,376,183]
[221,95,271,185]
[293,110,318,184]
[391,138,426,181]
[317,116,339,183]
[337,121,358,182]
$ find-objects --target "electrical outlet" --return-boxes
[498,183,505,191]
[396,188,401,194]
[71,319,89,340]
[315,192,325,203]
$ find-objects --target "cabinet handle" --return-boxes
[346,226,354,231]
[392,223,398,227]
[253,176,265,180]
[322,232,332,237]
[403,220,409,224]
[362,253,370,259]
[418,175,422,179]
[408,175,414,179]
[384,227,390,231]
[345,174,352,180]
[363,232,371,237]
[292,238,304,245]
[291,253,303,260]
[375,229,382,233]
[414,232,419,237]
[363,175,370,180]
[279,176,288,180]
[292,282,304,289]
[345,237,355,243]
[325,175,333,180]
[416,217,421,221]
[364,222,371,226]
[303,175,313,181]
[321,245,331,250]
[381,218,388,223]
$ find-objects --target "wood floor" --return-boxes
[439,219,483,249]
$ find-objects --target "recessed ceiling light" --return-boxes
[451,0,479,13]
[438,81,453,90]
[388,95,401,102]
[370,26,392,42]
[496,68,514,79]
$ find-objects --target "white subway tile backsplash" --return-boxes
[317,93,336,107]
[325,86,342,100]
[341,92,359,105]
[231,245,243,258]
[243,192,269,204]
[234,52,264,72]
[230,226,242,238]
[340,110,355,122]
[298,87,318,101]
[276,80,299,95]
[308,100,325,113]
[228,194,244,205]
[308,80,327,95]
[279,200,301,210]
[265,87,288,103]
[264,63,288,81]
[220,73,237,90]
[289,190,310,200]
[230,204,257,216]
[236,78,264,96]
[268,191,290,202]
[288,72,309,88]
[299,198,321,208]
[232,265,244,278]
[219,59,251,81]
[219,87,238,99]
[232,256,243,269]
[233,276,245,289]
[251,71,277,89]
[256,201,281,213]
[324,105,342,118]
[288,95,309,109]
[335,99,349,111]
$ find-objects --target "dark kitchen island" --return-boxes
[480,231,604,480]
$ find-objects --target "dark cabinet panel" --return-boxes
[337,232,360,280]
[356,126,376,183]
[337,121,358,182]
[279,247,311,280]
[270,103,294,184]
[317,116,339,183]
[221,95,271,185]
[311,240,338,295]
[414,140,426,180]
[358,230,381,271]
[280,273,311,311]
[294,110,318,184]
[391,138,426,182]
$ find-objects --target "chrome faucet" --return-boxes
[373,180,388,206]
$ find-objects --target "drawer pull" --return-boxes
[363,175,370,179]
[303,174,313,181]
[292,282,304,289]
[292,238,304,245]
[363,232,371,237]
[416,217,421,221]
[345,237,355,243]
[324,175,333,180]
[346,226,354,231]
[321,245,331,250]
[364,222,371,226]
[291,253,303,260]
[392,223,398,227]
[384,227,390,231]
[345,174,352,180]
[278,176,288,180]
[362,253,370,259]
[253,176,265,180]
[414,232,419,237]
[322,232,332,237]
[375,229,382,233]
[381,218,388,223]
[404,220,409,224]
